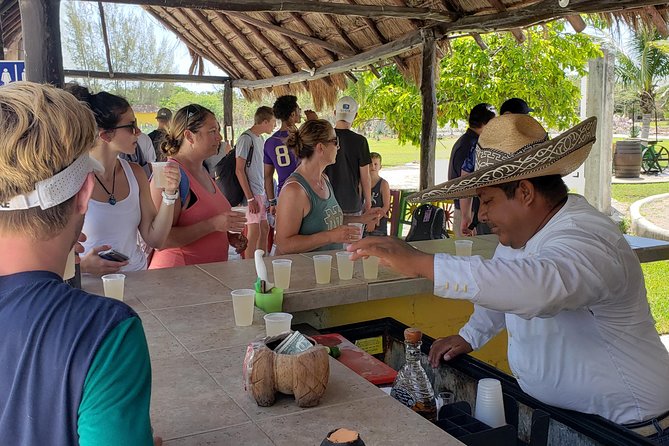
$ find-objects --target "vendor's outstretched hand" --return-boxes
[428,335,473,368]
[347,236,434,280]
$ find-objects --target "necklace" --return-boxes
[94,164,117,205]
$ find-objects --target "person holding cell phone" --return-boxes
[65,84,181,275]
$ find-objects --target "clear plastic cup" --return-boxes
[455,240,474,256]
[101,274,125,301]
[313,254,332,284]
[362,255,380,280]
[272,259,292,290]
[231,289,255,326]
[336,251,354,280]
[348,222,364,240]
[474,378,506,428]
[151,162,169,188]
[264,312,293,337]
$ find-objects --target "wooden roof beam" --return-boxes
[94,0,458,22]
[486,0,525,43]
[149,8,241,78]
[233,24,432,89]
[566,15,586,33]
[150,8,243,79]
[189,9,262,79]
[260,12,315,72]
[221,12,297,73]
[645,6,669,37]
[64,69,231,83]
[213,12,280,76]
[226,11,354,56]
[439,0,669,35]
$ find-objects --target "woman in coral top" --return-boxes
[149,104,246,268]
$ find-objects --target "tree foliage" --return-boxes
[62,1,176,105]
[356,22,602,145]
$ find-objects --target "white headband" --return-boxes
[0,154,103,211]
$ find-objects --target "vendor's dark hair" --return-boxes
[64,82,130,130]
[494,175,568,205]
[286,119,333,159]
[273,95,299,121]
[161,104,216,157]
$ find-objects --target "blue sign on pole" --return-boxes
[0,61,26,86]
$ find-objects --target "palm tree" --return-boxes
[616,24,669,139]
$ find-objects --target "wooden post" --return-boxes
[19,0,63,85]
[224,80,234,144]
[419,30,437,190]
[0,15,5,60]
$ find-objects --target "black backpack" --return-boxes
[212,131,253,207]
[405,204,448,242]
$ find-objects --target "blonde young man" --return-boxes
[0,83,159,446]
[236,106,276,258]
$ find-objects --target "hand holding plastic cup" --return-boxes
[101,274,125,301]
[313,254,332,284]
[151,162,169,189]
[362,255,380,280]
[455,240,474,256]
[272,259,292,290]
[336,251,354,280]
[231,289,255,326]
[264,312,293,337]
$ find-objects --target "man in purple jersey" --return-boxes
[264,95,316,216]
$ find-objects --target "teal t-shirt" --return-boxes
[77,317,153,445]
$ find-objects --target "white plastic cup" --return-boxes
[263,312,293,337]
[313,254,332,284]
[101,274,125,301]
[455,240,474,256]
[151,162,169,188]
[64,247,76,280]
[474,378,506,428]
[336,251,354,280]
[272,259,292,290]
[231,289,255,326]
[362,255,380,280]
[437,391,455,412]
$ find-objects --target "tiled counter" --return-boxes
[82,265,463,445]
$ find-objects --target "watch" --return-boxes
[162,190,179,206]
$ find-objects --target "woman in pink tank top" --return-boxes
[149,105,246,269]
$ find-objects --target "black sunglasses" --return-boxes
[110,120,139,135]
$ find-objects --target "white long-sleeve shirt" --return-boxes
[433,195,669,424]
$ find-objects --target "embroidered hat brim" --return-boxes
[407,117,597,203]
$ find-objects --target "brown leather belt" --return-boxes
[626,412,669,437]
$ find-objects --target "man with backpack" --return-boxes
[236,106,276,258]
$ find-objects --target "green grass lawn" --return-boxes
[367,137,457,167]
[612,183,669,335]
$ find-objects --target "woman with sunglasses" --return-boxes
[148,104,246,268]
[65,84,181,274]
[274,119,382,254]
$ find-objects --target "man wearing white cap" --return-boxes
[350,115,669,441]
[324,96,372,216]
[0,83,160,445]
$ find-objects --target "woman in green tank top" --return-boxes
[274,119,382,254]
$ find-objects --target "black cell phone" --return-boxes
[98,249,130,262]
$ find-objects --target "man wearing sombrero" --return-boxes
[350,114,669,439]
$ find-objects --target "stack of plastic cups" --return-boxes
[473,378,506,428]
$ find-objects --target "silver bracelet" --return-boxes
[162,190,179,206]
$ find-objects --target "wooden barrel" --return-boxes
[614,140,642,178]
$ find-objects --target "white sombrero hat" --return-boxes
[408,114,597,202]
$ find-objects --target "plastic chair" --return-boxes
[388,189,402,238]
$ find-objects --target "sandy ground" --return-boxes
[641,196,669,229]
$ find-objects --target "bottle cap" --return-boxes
[404,327,423,343]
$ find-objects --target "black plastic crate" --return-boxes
[319,317,655,446]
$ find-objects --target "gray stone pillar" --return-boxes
[584,50,614,214]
